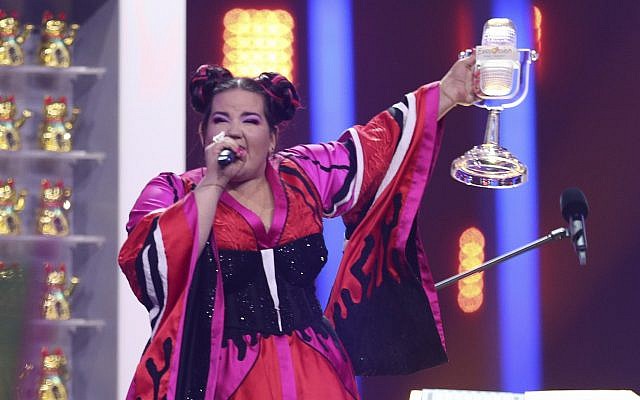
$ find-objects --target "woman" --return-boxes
[119,54,477,399]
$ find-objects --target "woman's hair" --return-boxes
[189,64,301,136]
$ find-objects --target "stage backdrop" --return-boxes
[185,1,640,399]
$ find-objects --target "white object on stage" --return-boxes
[409,389,523,400]
[525,390,639,400]
[409,389,640,400]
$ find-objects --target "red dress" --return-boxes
[119,82,447,399]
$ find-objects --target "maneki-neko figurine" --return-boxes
[0,178,27,235]
[0,95,32,151]
[0,10,34,66]
[36,179,71,236]
[39,11,79,68]
[38,347,69,400]
[39,96,79,152]
[42,263,78,320]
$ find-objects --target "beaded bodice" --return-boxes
[220,233,328,341]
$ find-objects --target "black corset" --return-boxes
[219,233,328,342]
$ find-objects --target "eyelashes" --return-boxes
[210,115,262,125]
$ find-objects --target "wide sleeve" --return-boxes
[118,172,226,399]
[118,172,198,325]
[322,82,449,375]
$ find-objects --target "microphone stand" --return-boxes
[435,227,569,291]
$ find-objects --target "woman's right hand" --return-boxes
[200,131,247,190]
[194,131,247,253]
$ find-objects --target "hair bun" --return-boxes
[189,64,233,113]
[255,73,302,125]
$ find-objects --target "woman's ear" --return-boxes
[270,127,279,153]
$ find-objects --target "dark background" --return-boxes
[186,1,640,399]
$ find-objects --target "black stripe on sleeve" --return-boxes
[134,217,160,313]
[161,172,180,203]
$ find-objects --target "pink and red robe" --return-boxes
[119,82,447,399]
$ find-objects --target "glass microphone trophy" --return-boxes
[451,18,538,188]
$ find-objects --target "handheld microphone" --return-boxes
[560,187,589,266]
[477,18,518,97]
[217,149,237,168]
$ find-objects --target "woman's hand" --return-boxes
[438,51,478,119]
[194,131,247,254]
[200,131,247,190]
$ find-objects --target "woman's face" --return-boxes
[205,88,275,182]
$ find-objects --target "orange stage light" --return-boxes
[457,227,486,313]
[222,9,295,81]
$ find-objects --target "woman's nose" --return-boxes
[225,124,242,139]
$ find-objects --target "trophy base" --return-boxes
[451,144,527,188]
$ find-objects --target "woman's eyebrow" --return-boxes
[241,112,262,118]
[211,111,261,118]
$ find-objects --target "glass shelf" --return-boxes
[0,65,106,78]
[0,149,106,163]
[0,234,105,247]
[31,318,106,331]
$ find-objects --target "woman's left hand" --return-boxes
[438,50,478,118]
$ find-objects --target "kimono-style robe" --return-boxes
[119,82,447,399]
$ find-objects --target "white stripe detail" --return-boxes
[323,128,365,217]
[261,248,283,332]
[372,93,417,205]
[148,208,166,216]
[141,225,169,338]
[394,100,409,115]
[141,245,159,319]
[350,128,365,208]
[150,225,169,336]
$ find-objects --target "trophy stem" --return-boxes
[483,109,501,145]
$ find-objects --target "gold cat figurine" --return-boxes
[38,347,69,400]
[39,96,80,152]
[39,11,79,68]
[0,10,34,66]
[0,178,27,235]
[36,179,71,236]
[0,95,32,151]
[42,263,78,320]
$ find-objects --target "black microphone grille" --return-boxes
[560,187,589,222]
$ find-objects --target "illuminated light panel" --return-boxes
[457,227,486,313]
[493,0,540,392]
[307,0,355,310]
[533,6,543,65]
[454,2,474,56]
[222,9,295,80]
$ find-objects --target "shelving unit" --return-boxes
[0,234,105,246]
[31,318,107,331]
[0,65,107,77]
[0,149,106,162]
[0,1,118,398]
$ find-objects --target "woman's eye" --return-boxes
[212,117,227,124]
[244,118,260,125]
